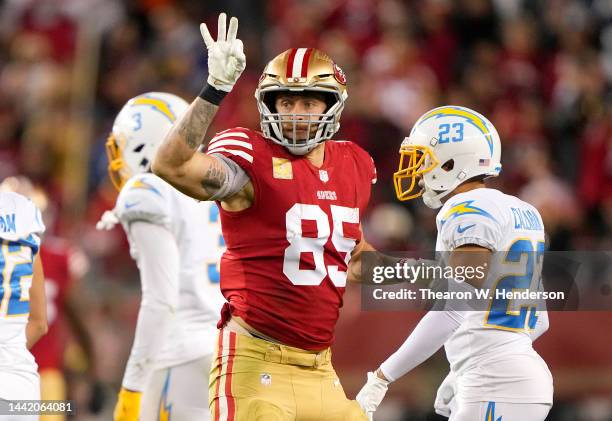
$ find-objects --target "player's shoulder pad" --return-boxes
[335,141,377,184]
[115,173,171,227]
[437,189,504,251]
[0,191,45,244]
[205,127,264,167]
[438,189,504,226]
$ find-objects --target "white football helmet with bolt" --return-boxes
[394,105,502,209]
[106,92,189,190]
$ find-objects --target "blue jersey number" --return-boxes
[485,239,545,331]
[132,113,142,131]
[206,205,225,284]
[438,123,464,143]
[0,241,34,317]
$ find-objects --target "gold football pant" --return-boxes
[39,369,66,421]
[209,329,367,421]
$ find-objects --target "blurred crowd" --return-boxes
[1,0,611,419]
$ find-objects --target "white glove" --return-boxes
[96,210,120,230]
[200,13,246,92]
[434,370,457,418]
[356,371,390,420]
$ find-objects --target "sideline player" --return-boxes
[97,92,226,420]
[153,13,373,421]
[0,176,96,421]
[356,106,553,420]
[0,189,47,421]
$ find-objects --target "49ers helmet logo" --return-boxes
[333,64,347,85]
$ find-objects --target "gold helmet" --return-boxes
[255,48,348,155]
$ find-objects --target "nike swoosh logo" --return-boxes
[125,201,139,209]
[457,224,476,233]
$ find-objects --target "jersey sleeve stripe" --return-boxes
[210,132,250,144]
[207,148,254,163]
[207,139,253,150]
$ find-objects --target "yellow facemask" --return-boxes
[105,133,131,191]
[393,144,439,202]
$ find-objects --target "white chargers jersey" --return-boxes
[115,173,225,370]
[0,192,45,369]
[435,188,553,404]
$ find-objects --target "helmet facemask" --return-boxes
[257,87,345,155]
[395,106,503,209]
[394,143,439,202]
[105,132,133,190]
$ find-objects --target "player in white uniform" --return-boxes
[97,92,226,421]
[357,106,553,420]
[0,191,47,421]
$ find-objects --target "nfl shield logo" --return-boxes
[319,170,329,183]
[260,373,272,386]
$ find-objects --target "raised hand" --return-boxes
[200,13,246,92]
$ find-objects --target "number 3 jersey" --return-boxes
[435,187,553,404]
[206,128,376,351]
[114,173,226,371]
[0,192,45,357]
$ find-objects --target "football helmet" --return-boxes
[0,176,48,212]
[394,106,502,209]
[106,92,189,190]
[255,48,348,155]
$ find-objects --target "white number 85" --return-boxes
[283,203,359,287]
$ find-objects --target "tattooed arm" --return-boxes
[153,13,251,205]
[152,98,253,206]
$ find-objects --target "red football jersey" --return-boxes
[207,128,376,350]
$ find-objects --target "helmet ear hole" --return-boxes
[441,159,454,171]
[262,91,277,112]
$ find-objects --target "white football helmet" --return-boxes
[394,105,502,209]
[106,92,189,190]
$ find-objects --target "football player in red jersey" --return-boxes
[153,13,372,421]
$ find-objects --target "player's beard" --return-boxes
[280,120,321,143]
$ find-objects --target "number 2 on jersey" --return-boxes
[485,239,545,331]
[283,204,358,287]
[0,241,34,317]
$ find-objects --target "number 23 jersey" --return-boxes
[206,128,376,351]
[435,188,553,404]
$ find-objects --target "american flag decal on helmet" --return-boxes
[479,158,490,166]
[286,48,313,79]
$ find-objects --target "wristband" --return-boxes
[198,83,228,105]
